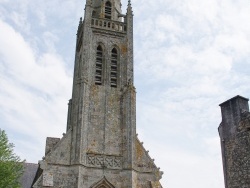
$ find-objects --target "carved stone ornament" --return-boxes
[90,177,115,188]
[86,154,122,169]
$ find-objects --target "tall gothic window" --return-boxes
[95,45,103,85]
[110,48,118,88]
[105,1,112,19]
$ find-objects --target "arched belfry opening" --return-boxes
[95,45,104,85]
[110,48,118,88]
[105,1,112,19]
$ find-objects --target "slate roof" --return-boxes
[20,163,39,188]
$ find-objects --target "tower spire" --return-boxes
[127,0,133,14]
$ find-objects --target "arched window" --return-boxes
[95,45,103,85]
[110,48,118,88]
[105,1,112,19]
[92,10,97,18]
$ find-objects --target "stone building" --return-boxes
[219,95,250,188]
[30,0,163,187]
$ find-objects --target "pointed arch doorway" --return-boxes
[90,177,115,188]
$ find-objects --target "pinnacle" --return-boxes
[128,0,131,6]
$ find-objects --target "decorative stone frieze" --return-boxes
[86,154,122,169]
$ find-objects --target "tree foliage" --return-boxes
[0,129,24,188]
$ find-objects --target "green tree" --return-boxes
[0,129,24,188]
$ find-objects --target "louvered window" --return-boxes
[110,48,118,88]
[95,46,103,85]
[105,1,112,19]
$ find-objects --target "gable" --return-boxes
[45,132,71,165]
[135,137,158,173]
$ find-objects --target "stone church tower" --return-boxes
[219,96,250,188]
[32,0,163,187]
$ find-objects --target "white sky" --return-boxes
[1,0,250,187]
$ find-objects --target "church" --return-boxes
[19,0,250,188]
[22,0,163,187]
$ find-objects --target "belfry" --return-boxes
[32,0,163,187]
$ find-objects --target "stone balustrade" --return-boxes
[91,18,127,33]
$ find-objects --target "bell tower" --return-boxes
[33,1,163,187]
[67,0,135,168]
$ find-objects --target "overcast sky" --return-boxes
[1,0,250,187]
